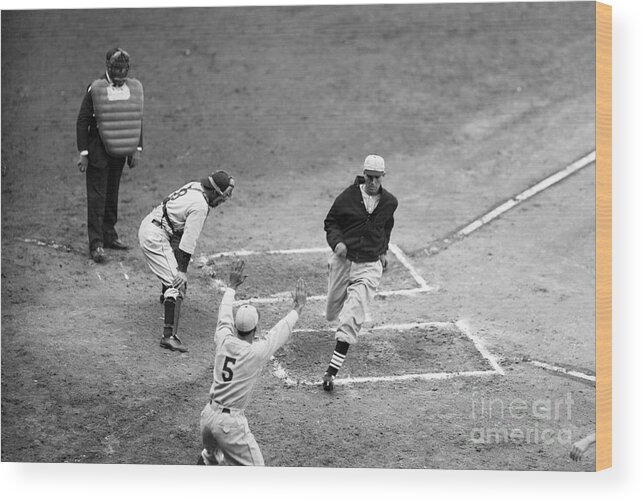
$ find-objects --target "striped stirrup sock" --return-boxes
[326,340,350,376]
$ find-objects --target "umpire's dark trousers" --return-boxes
[85,136,126,251]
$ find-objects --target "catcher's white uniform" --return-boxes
[199,287,299,466]
[138,181,211,301]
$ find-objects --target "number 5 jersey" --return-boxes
[210,288,300,410]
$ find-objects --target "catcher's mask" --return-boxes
[200,170,235,207]
[106,48,130,86]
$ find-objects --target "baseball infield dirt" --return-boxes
[1,3,596,470]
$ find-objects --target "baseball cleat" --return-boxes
[91,247,106,263]
[160,335,188,352]
[196,453,205,465]
[322,372,334,392]
[104,239,129,250]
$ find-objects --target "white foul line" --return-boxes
[388,243,430,290]
[455,320,505,375]
[529,360,596,383]
[20,238,75,252]
[457,151,596,237]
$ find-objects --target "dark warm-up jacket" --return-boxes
[324,175,398,263]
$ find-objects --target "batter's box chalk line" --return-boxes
[198,243,435,306]
[270,320,505,387]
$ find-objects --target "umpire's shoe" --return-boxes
[90,246,106,263]
[104,239,129,250]
[160,335,188,353]
[322,372,334,392]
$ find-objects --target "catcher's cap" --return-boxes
[201,170,233,195]
[363,154,385,176]
[235,304,259,333]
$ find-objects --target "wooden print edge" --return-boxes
[595,0,612,472]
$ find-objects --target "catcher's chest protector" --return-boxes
[90,78,144,157]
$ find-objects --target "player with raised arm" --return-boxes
[197,260,307,466]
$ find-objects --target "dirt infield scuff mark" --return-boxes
[102,409,159,456]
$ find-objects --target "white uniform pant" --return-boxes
[138,213,182,300]
[199,401,264,466]
[326,253,383,345]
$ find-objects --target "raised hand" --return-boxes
[292,278,308,315]
[228,259,247,289]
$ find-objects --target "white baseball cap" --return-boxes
[363,154,386,176]
[235,304,259,333]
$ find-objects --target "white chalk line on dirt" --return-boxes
[272,321,504,387]
[231,286,434,306]
[415,151,596,257]
[293,321,453,334]
[529,360,596,383]
[209,247,328,258]
[455,320,505,375]
[204,242,435,305]
[119,262,130,281]
[457,151,596,237]
[19,238,76,252]
[389,243,430,290]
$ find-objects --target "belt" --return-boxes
[210,399,230,414]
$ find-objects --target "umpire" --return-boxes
[76,47,144,263]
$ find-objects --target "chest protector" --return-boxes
[90,78,144,157]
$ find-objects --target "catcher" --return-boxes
[198,260,307,466]
[138,170,235,353]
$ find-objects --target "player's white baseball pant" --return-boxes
[138,213,182,300]
[326,253,383,345]
[199,401,264,466]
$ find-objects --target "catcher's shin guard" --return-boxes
[163,296,182,338]
[173,295,183,337]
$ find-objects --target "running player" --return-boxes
[198,260,307,466]
[321,155,398,391]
